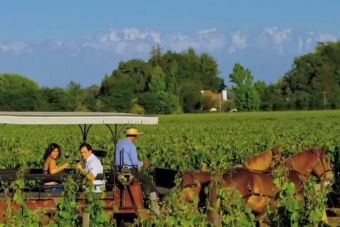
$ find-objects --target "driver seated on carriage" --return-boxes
[115,128,160,214]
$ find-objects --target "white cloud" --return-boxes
[317,33,337,43]
[202,36,225,51]
[135,43,152,53]
[260,27,292,54]
[197,28,225,51]
[89,27,226,54]
[262,27,292,45]
[298,37,304,54]
[92,27,162,54]
[149,31,161,44]
[297,32,338,53]
[198,28,217,35]
[123,28,148,41]
[297,32,315,53]
[164,29,225,52]
[114,42,128,55]
[99,29,120,43]
[229,31,247,53]
[0,42,28,53]
[5,26,337,58]
[166,33,199,51]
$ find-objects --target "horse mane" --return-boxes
[286,147,324,161]
[285,147,325,172]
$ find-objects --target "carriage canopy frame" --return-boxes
[0,111,158,144]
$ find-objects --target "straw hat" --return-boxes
[125,128,142,136]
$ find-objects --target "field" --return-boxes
[0,110,339,226]
[1,110,340,170]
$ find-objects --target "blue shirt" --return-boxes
[115,138,143,168]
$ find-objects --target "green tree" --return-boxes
[282,41,340,109]
[229,64,260,111]
[83,85,102,111]
[199,53,222,91]
[116,59,150,94]
[0,74,40,111]
[254,80,267,100]
[148,66,166,93]
[149,43,163,66]
[66,81,86,111]
[99,72,136,112]
[180,82,202,112]
[139,91,178,114]
[37,87,70,111]
[139,66,180,114]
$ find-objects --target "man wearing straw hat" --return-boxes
[115,128,160,214]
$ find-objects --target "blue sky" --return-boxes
[1,0,339,87]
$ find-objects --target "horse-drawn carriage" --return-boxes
[0,112,336,226]
[0,112,177,225]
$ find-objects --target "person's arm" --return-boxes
[49,160,69,174]
[129,145,144,168]
[43,158,50,171]
[89,159,103,181]
[115,142,123,166]
[76,164,95,182]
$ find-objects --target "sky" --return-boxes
[0,0,339,87]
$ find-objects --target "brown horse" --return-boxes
[285,147,334,185]
[208,148,334,226]
[181,170,212,209]
[242,146,283,171]
[180,146,283,205]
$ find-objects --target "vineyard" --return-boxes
[0,110,339,226]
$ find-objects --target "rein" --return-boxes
[318,154,333,181]
[245,184,277,199]
[182,183,200,188]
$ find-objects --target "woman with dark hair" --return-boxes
[43,143,69,174]
[43,143,69,192]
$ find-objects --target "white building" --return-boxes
[222,89,228,101]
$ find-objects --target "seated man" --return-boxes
[77,143,105,193]
[115,128,159,214]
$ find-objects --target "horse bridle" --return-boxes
[287,150,333,183]
[318,153,333,182]
[182,182,200,188]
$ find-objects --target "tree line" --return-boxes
[1,42,340,113]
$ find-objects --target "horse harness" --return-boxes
[318,154,333,181]
[245,170,277,199]
[288,151,333,183]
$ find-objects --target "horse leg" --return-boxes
[207,182,222,227]
[246,195,271,227]
[181,186,201,211]
[257,212,271,227]
[181,187,195,202]
[246,195,268,215]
